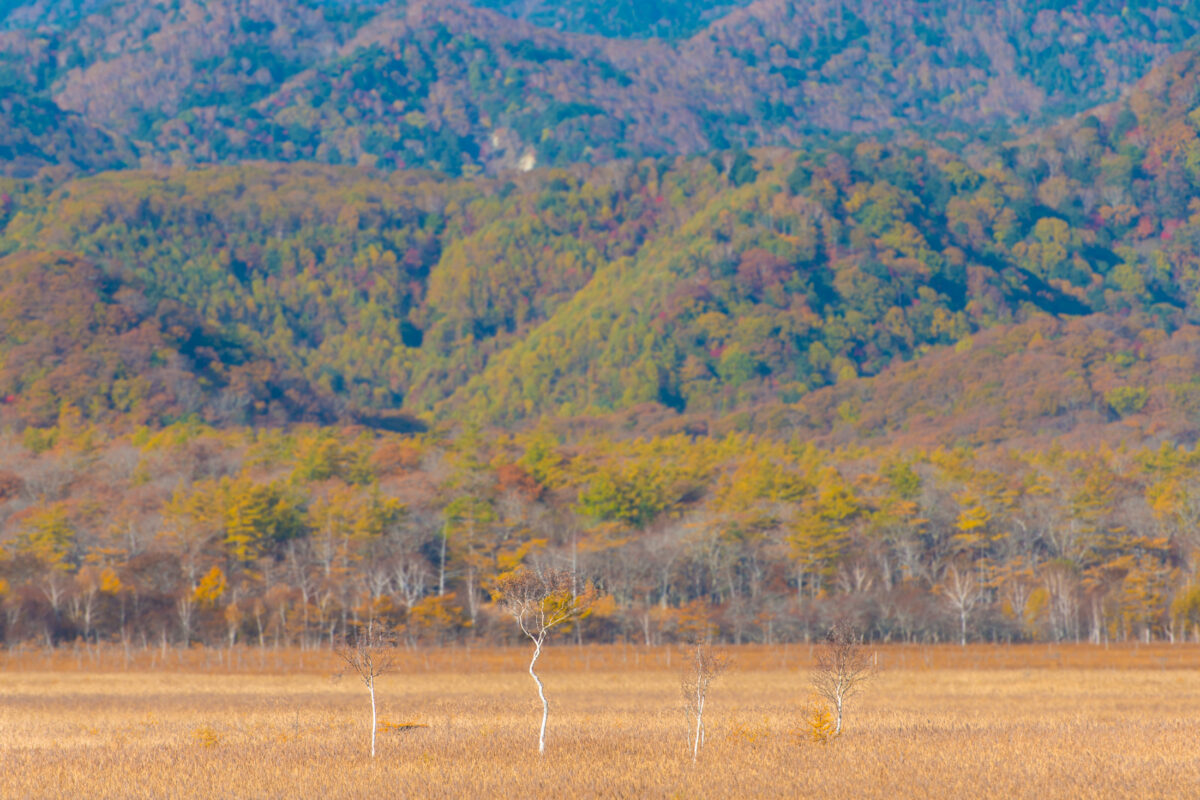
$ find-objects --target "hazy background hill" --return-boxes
[3,0,1200,178]
[474,0,756,39]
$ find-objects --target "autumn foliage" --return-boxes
[6,0,1200,660]
[0,418,1198,649]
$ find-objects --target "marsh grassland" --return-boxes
[2,645,1198,799]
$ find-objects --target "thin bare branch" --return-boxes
[809,621,875,736]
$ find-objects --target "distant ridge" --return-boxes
[2,0,1200,176]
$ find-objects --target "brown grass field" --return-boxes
[3,644,1199,798]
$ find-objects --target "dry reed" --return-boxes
[2,644,1198,798]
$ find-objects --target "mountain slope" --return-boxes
[783,312,1200,449]
[0,90,130,177]
[0,250,324,426]
[3,68,1200,438]
[5,7,1200,445]
[472,0,754,39]
[5,0,1200,176]
[0,28,132,176]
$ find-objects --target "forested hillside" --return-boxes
[4,0,1200,176]
[8,41,1200,442]
[6,0,1200,648]
[473,0,754,39]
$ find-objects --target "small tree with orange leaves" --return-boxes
[494,568,593,754]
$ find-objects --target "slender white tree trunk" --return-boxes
[693,694,705,762]
[369,677,377,758]
[438,525,447,597]
[529,635,548,754]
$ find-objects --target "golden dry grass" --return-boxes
[3,645,1200,798]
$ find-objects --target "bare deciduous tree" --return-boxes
[940,564,984,646]
[810,622,875,736]
[681,639,729,762]
[495,568,593,754]
[335,628,396,758]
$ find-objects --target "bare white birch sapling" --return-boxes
[495,568,593,754]
[680,640,729,762]
[810,622,875,736]
[335,629,396,758]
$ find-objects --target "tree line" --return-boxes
[3,416,1199,649]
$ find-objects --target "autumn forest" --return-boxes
[7,0,1200,652]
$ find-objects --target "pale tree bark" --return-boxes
[941,564,983,646]
[335,630,395,759]
[682,640,728,762]
[437,524,448,597]
[811,622,874,737]
[368,675,377,758]
[496,568,593,755]
[528,632,548,753]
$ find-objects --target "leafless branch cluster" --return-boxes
[335,630,396,684]
[335,628,397,758]
[810,621,875,736]
[680,639,730,761]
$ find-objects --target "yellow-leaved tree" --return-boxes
[16,505,76,572]
[788,467,858,598]
[494,568,595,754]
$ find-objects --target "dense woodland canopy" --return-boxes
[473,0,757,40]
[3,418,1200,648]
[5,0,1200,646]
[9,50,1200,436]
[5,0,1200,176]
